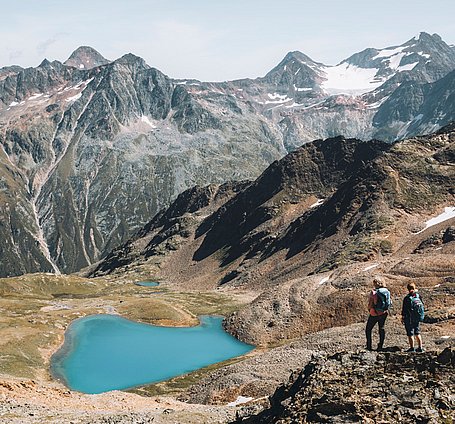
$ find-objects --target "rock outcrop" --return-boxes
[233,348,455,423]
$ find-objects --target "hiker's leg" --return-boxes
[404,320,414,348]
[414,323,422,349]
[377,314,387,350]
[365,315,376,350]
[415,334,423,348]
[410,321,423,349]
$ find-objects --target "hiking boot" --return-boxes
[406,348,415,352]
[416,347,425,353]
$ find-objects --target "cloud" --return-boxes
[36,32,69,56]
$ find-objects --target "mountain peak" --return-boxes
[114,53,148,68]
[283,51,317,64]
[64,46,110,70]
[417,32,442,42]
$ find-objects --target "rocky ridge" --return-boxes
[91,125,455,289]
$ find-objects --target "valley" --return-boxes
[0,21,454,422]
[0,126,453,422]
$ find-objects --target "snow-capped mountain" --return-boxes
[0,32,453,277]
[230,32,455,143]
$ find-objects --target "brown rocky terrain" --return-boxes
[1,126,454,422]
[232,348,454,423]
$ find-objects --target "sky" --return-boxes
[1,0,454,82]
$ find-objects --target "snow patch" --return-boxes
[260,93,293,105]
[397,61,419,72]
[417,207,455,233]
[387,53,407,70]
[65,93,82,102]
[372,46,406,60]
[293,84,312,92]
[310,199,324,208]
[319,276,330,285]
[9,101,19,107]
[227,396,253,407]
[366,96,390,109]
[363,264,379,272]
[321,63,384,95]
[417,52,431,59]
[285,102,305,108]
[268,93,288,101]
[79,64,85,69]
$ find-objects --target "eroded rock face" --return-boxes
[234,348,455,423]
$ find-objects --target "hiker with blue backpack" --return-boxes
[401,282,425,352]
[365,276,391,351]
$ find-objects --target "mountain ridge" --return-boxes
[0,32,454,277]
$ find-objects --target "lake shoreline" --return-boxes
[51,314,254,394]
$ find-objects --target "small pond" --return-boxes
[51,315,253,394]
[134,281,160,287]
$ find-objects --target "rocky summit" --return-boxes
[0,33,455,277]
[63,46,111,70]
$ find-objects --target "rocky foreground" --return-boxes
[233,348,455,423]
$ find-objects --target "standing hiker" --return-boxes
[365,276,391,351]
[401,282,425,352]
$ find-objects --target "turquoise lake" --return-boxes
[51,315,253,394]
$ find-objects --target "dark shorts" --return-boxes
[404,319,420,336]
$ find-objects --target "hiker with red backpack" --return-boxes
[365,276,391,351]
[401,282,425,352]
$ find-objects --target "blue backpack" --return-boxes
[409,293,425,322]
[375,288,391,312]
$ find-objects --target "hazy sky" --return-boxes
[2,0,454,81]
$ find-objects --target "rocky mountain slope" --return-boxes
[1,33,454,277]
[90,125,455,351]
[91,125,455,281]
[0,50,283,276]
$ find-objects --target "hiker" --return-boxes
[365,276,391,351]
[401,282,425,352]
